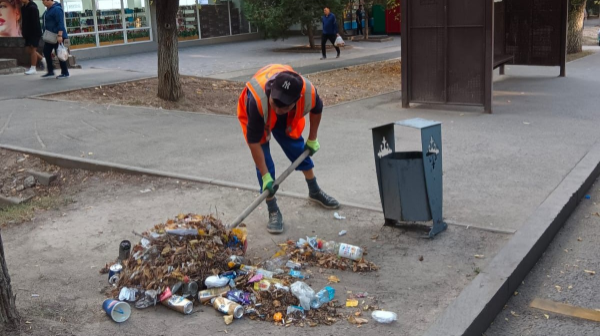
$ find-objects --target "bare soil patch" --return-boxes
[49,77,246,115]
[1,148,506,336]
[305,59,401,105]
[46,60,401,114]
[583,25,599,46]
[0,149,154,227]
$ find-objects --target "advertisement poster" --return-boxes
[0,0,23,37]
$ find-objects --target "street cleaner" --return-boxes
[237,64,339,234]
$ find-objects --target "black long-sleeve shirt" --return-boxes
[21,1,42,39]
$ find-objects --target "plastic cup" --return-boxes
[102,299,131,323]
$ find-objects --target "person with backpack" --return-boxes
[21,0,45,75]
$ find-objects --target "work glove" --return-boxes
[304,139,320,156]
[262,173,278,196]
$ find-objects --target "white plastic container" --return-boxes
[371,310,398,323]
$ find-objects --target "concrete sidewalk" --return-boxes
[79,36,401,80]
[0,37,399,100]
[0,68,151,101]
[2,52,600,235]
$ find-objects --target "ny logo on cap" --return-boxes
[282,81,291,90]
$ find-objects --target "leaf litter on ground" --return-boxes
[101,213,381,327]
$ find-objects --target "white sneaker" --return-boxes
[25,68,37,75]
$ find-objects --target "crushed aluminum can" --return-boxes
[182,281,199,298]
[161,295,193,314]
[212,297,244,319]
[119,240,131,261]
[108,263,123,285]
[135,290,158,309]
[198,286,230,303]
[118,287,138,302]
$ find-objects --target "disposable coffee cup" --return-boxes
[102,299,131,323]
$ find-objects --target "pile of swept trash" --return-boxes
[100,213,397,326]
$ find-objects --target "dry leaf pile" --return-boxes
[99,213,383,327]
[102,213,246,296]
[288,240,379,272]
[245,287,343,327]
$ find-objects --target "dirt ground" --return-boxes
[46,60,401,114]
[1,150,96,226]
[1,152,508,336]
[583,25,599,46]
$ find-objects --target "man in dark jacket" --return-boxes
[41,0,69,79]
[355,5,364,36]
[21,0,44,75]
[320,7,340,60]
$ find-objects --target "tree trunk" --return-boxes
[567,1,586,54]
[156,0,183,102]
[0,229,20,332]
[306,23,315,49]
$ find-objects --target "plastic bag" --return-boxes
[205,275,230,288]
[371,310,398,323]
[57,43,69,62]
[290,281,315,310]
[334,36,345,47]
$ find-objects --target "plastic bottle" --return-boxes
[285,260,302,270]
[286,305,305,316]
[371,311,398,323]
[289,269,309,279]
[322,241,364,261]
[290,281,315,310]
[256,268,275,279]
[310,286,335,309]
[264,255,288,272]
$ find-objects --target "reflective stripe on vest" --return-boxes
[303,80,313,116]
[247,77,269,125]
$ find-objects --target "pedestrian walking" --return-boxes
[0,0,22,37]
[237,64,340,233]
[356,5,364,36]
[41,0,69,79]
[21,0,45,75]
[320,6,340,60]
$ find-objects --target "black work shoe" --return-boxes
[267,210,284,234]
[309,190,340,209]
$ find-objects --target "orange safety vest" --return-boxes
[237,64,317,144]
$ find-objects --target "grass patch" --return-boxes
[0,196,74,226]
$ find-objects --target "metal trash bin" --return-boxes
[371,118,447,238]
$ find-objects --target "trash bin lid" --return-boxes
[370,118,441,130]
[395,118,441,129]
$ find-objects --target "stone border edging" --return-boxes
[423,140,600,336]
[0,144,514,235]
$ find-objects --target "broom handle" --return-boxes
[227,149,310,229]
